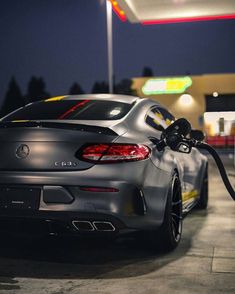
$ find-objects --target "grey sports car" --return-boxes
[0,94,208,250]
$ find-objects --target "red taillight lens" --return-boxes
[81,144,110,161]
[80,144,150,163]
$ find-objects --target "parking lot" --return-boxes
[0,158,234,294]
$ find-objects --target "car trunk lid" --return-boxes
[0,122,119,171]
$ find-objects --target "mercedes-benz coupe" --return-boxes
[0,94,208,250]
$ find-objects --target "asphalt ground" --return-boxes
[0,157,235,294]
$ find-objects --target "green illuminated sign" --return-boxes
[142,77,192,95]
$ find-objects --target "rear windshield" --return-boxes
[3,100,134,121]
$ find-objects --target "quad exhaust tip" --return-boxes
[72,220,94,231]
[72,220,115,232]
[93,221,115,232]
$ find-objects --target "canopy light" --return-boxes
[142,77,192,95]
[114,0,235,24]
[110,0,126,22]
[179,94,193,106]
[213,92,219,98]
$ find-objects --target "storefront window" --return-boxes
[204,112,235,136]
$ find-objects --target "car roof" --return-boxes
[46,94,141,104]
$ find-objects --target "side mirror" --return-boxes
[190,130,205,141]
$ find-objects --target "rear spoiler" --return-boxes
[0,121,118,136]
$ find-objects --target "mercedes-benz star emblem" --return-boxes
[16,144,30,159]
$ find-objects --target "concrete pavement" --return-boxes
[0,159,235,294]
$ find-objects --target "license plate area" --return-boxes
[0,186,41,210]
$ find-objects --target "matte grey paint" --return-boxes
[0,94,207,233]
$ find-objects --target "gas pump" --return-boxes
[155,118,235,200]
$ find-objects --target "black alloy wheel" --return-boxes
[170,175,183,244]
[158,172,183,251]
[146,172,183,252]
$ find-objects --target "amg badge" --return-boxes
[54,161,78,167]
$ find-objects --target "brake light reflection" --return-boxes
[80,186,119,192]
[58,100,90,120]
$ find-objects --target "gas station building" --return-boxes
[110,1,235,147]
[132,73,235,147]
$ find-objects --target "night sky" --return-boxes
[0,0,235,103]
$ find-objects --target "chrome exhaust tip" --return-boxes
[93,221,115,232]
[72,220,95,231]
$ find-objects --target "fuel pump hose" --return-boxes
[196,142,235,201]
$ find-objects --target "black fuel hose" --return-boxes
[196,142,235,201]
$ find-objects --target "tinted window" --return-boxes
[145,106,175,131]
[158,107,175,124]
[3,100,134,121]
[206,94,235,111]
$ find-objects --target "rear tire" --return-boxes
[147,172,183,252]
[196,165,208,210]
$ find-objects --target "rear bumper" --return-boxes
[0,183,164,235]
[0,162,169,234]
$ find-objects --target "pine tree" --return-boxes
[69,82,85,95]
[26,76,50,103]
[0,77,25,116]
[114,79,137,96]
[142,66,154,77]
[91,81,109,93]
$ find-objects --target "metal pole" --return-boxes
[106,0,113,93]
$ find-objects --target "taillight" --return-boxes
[78,144,150,163]
[81,144,109,161]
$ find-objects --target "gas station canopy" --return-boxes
[113,0,235,24]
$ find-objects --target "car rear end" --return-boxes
[0,96,156,237]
